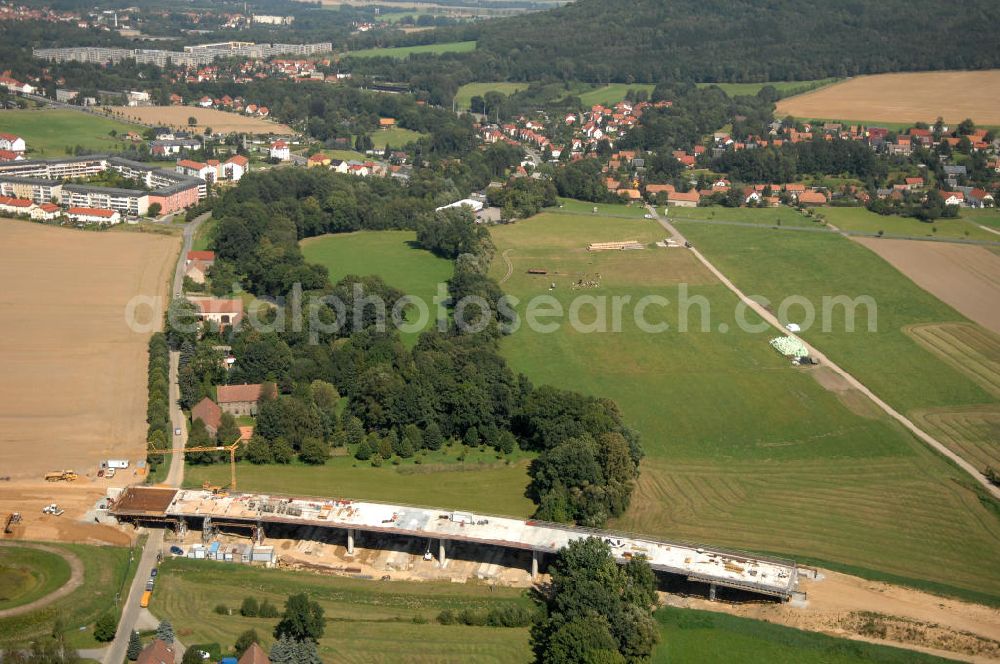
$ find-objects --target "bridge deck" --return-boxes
[160,490,798,598]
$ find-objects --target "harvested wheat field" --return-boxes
[106,106,293,135]
[855,237,1000,334]
[0,221,178,481]
[776,70,1000,125]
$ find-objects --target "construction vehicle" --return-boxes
[44,470,78,482]
[148,437,245,490]
[4,512,22,534]
[140,590,152,608]
[42,503,64,516]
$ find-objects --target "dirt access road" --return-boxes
[647,205,1000,500]
[0,222,179,481]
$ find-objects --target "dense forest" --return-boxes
[455,0,1000,83]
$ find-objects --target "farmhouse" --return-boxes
[667,190,701,207]
[797,191,827,206]
[150,138,202,156]
[30,202,61,220]
[216,383,268,417]
[943,191,965,207]
[185,250,215,284]
[192,297,244,328]
[136,639,174,664]
[0,195,34,216]
[270,140,290,161]
[65,206,121,224]
[191,396,222,434]
[0,133,26,154]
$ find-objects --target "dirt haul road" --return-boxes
[0,222,178,481]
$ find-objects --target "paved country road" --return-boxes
[100,212,209,663]
[646,203,1000,501]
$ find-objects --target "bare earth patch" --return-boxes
[855,238,1000,335]
[666,569,1000,663]
[776,71,1000,125]
[105,106,293,135]
[0,221,178,481]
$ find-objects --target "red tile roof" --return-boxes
[191,397,222,432]
[187,250,216,262]
[669,191,701,203]
[195,298,243,315]
[67,206,115,217]
[238,643,271,664]
[137,640,174,664]
[217,383,263,404]
[227,155,249,166]
[177,159,207,170]
[0,195,33,207]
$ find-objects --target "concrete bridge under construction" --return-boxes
[110,487,802,601]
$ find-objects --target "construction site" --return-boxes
[109,487,802,601]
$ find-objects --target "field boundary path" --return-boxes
[648,204,1000,501]
[671,215,1000,247]
[499,249,514,284]
[0,542,83,618]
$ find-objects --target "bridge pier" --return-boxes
[531,550,540,580]
[346,528,355,555]
[709,583,717,601]
[438,539,447,567]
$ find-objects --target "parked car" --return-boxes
[169,546,184,555]
[145,580,154,591]
[150,568,158,577]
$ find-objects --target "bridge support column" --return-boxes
[709,583,717,601]
[346,529,355,555]
[438,539,447,567]
[531,550,540,580]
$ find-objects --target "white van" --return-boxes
[106,459,129,469]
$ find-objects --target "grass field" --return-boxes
[368,126,427,149]
[0,109,139,156]
[185,447,536,517]
[0,546,72,611]
[965,209,1000,230]
[696,78,840,98]
[667,205,817,227]
[454,82,529,109]
[652,607,954,663]
[301,230,453,341]
[488,208,1000,603]
[573,84,657,107]
[347,40,477,59]
[0,543,139,649]
[776,70,1000,126]
[152,557,533,662]
[819,206,999,242]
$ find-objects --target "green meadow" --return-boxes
[301,229,453,313]
[368,126,427,149]
[653,607,955,664]
[0,109,140,156]
[574,83,657,107]
[819,206,999,242]
[454,82,530,109]
[488,208,1000,604]
[0,543,140,649]
[0,546,72,611]
[152,557,534,662]
[184,453,535,517]
[347,40,477,59]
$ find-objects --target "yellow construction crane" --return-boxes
[148,438,243,490]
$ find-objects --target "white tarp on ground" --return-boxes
[770,335,809,357]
